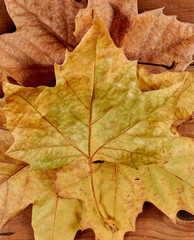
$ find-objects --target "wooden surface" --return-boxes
[0,0,194,239]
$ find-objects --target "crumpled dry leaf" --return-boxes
[138,68,192,92]
[75,0,194,72]
[0,100,84,240]
[0,0,86,97]
[2,15,194,239]
[138,68,194,129]
[138,69,194,111]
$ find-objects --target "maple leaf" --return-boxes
[3,15,194,238]
[0,0,86,97]
[3,14,194,169]
[75,0,194,72]
[0,99,84,240]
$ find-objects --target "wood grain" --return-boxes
[0,0,193,240]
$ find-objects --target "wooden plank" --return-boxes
[1,203,194,240]
[178,111,194,138]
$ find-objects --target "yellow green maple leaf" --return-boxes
[0,99,84,240]
[3,15,193,170]
[2,15,194,239]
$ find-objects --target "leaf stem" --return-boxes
[88,158,118,232]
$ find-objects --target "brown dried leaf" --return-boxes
[0,0,86,97]
[75,0,138,42]
[75,0,114,41]
[75,0,194,72]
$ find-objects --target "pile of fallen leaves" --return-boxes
[0,0,194,240]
